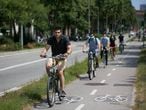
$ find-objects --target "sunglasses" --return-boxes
[55,31,61,33]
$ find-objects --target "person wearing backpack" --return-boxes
[100,33,110,65]
[82,33,100,67]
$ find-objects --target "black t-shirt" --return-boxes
[110,36,116,45]
[47,35,71,56]
[119,35,124,42]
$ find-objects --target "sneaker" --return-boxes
[60,90,66,97]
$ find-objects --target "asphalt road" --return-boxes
[0,41,85,95]
[32,40,142,110]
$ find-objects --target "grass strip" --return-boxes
[0,59,87,110]
[133,49,146,110]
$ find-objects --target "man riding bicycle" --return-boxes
[100,33,110,65]
[40,27,72,96]
[118,33,124,44]
[82,33,100,68]
[118,33,124,52]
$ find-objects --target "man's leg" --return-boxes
[46,58,53,74]
[105,50,108,65]
[100,50,103,59]
[57,60,66,96]
[58,71,65,91]
[95,53,99,68]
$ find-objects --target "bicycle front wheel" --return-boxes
[47,77,56,107]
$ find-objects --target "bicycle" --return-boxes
[83,50,96,80]
[101,47,108,67]
[43,54,66,107]
[119,42,124,54]
[109,47,115,60]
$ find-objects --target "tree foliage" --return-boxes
[0,0,137,42]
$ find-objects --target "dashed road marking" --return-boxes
[90,89,97,95]
[107,73,111,77]
[75,104,85,110]
[112,68,116,71]
[100,80,106,83]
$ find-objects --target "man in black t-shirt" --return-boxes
[40,27,72,96]
[118,34,124,43]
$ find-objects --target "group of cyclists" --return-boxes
[40,26,124,97]
[83,32,124,66]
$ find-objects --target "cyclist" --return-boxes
[100,33,110,65]
[82,33,100,68]
[40,27,72,96]
[109,32,116,59]
[118,33,124,44]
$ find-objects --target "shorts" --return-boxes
[46,58,67,72]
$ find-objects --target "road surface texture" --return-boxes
[0,41,85,95]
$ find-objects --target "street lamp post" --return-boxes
[97,7,100,34]
[88,0,91,34]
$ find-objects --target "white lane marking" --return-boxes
[0,86,22,97]
[100,80,106,83]
[107,73,111,77]
[112,68,116,71]
[0,50,82,72]
[0,51,39,58]
[0,59,45,72]
[75,104,85,110]
[90,89,97,95]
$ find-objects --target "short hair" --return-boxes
[53,26,62,31]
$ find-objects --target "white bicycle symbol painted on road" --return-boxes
[94,95,128,104]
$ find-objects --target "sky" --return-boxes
[131,0,146,10]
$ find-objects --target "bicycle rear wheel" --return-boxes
[93,57,96,77]
[88,59,94,80]
[119,44,123,54]
[47,77,56,107]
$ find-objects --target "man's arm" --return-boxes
[40,44,51,57]
[98,41,101,51]
[82,41,88,52]
[67,44,72,55]
[64,44,72,57]
[107,38,110,49]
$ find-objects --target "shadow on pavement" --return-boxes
[113,75,136,87]
[33,99,50,109]
[85,82,108,86]
[76,74,89,81]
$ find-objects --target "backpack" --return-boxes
[88,37,98,51]
[88,37,98,45]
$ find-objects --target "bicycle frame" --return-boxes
[83,51,96,80]
[46,55,65,107]
[102,49,106,67]
[119,42,124,54]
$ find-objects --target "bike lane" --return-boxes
[33,40,141,110]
